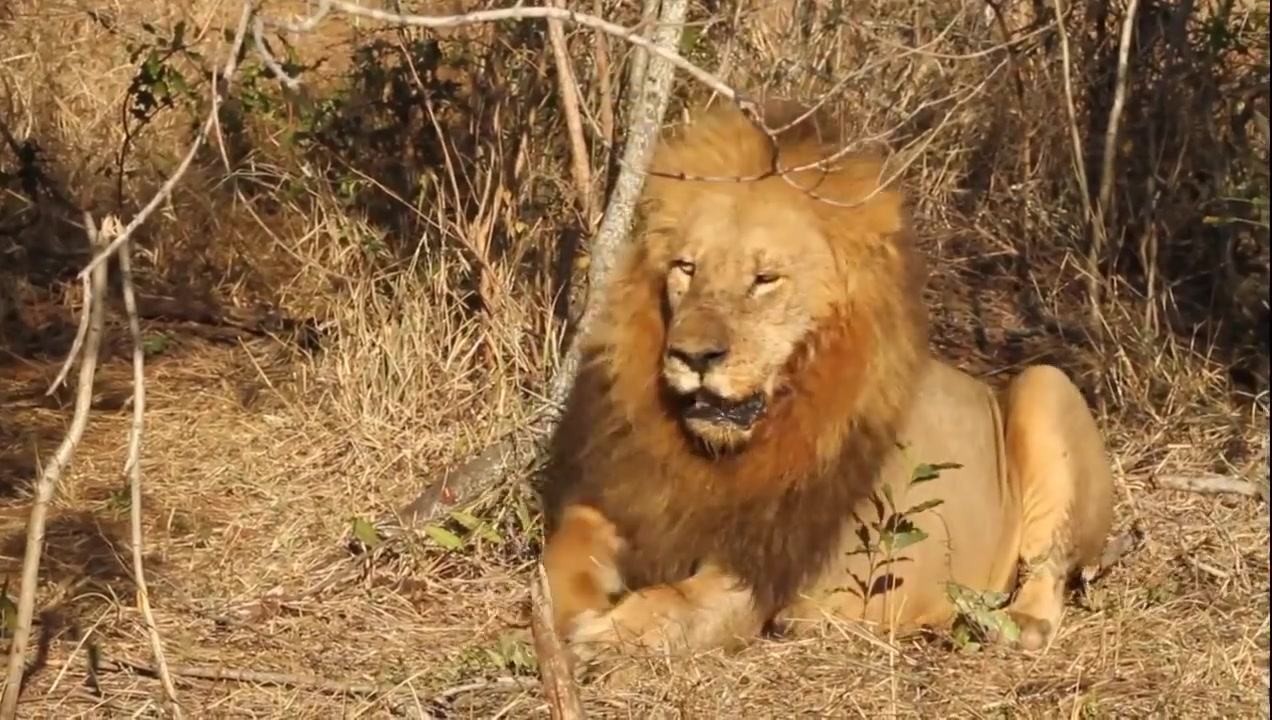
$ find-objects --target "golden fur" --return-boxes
[538,100,1115,661]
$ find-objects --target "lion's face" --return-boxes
[657,192,840,452]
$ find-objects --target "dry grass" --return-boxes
[1,0,1268,717]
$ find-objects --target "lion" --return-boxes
[537,99,1115,662]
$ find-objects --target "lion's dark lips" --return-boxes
[682,392,767,429]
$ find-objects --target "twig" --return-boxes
[1094,0,1141,311]
[1183,556,1230,580]
[623,0,662,113]
[45,273,93,395]
[265,0,737,105]
[546,0,594,224]
[1050,0,1106,326]
[0,211,111,719]
[112,214,181,713]
[1154,474,1265,499]
[3,10,255,716]
[529,564,586,720]
[592,0,616,186]
[77,4,255,282]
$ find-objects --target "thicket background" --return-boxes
[0,0,1267,716]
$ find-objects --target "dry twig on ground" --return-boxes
[1155,474,1266,499]
[98,658,535,713]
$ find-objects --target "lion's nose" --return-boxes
[667,344,729,375]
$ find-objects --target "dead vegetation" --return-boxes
[0,0,1268,716]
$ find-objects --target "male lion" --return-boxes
[538,100,1115,661]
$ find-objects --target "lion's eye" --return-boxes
[672,260,696,276]
[753,273,781,286]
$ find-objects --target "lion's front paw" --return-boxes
[566,589,696,664]
[1003,609,1054,651]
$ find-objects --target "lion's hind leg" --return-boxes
[542,505,626,637]
[1000,365,1115,650]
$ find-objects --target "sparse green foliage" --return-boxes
[125,21,199,124]
[484,632,537,674]
[420,509,507,553]
[838,449,959,603]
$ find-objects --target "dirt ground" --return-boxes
[1,0,1269,717]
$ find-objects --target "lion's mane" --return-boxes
[540,101,931,616]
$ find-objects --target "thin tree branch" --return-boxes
[2,9,255,716]
[264,0,732,105]
[546,0,595,224]
[1051,0,1107,326]
[0,211,111,719]
[546,0,689,408]
[76,4,255,282]
[113,214,181,712]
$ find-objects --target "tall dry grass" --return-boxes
[0,0,1267,715]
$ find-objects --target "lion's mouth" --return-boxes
[682,392,767,429]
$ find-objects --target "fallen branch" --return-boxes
[0,212,111,719]
[1154,474,1266,500]
[529,564,586,720]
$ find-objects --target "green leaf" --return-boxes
[449,510,482,529]
[978,589,1013,609]
[910,461,963,485]
[423,524,465,551]
[449,510,504,545]
[905,498,945,516]
[880,526,928,553]
[351,516,380,549]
